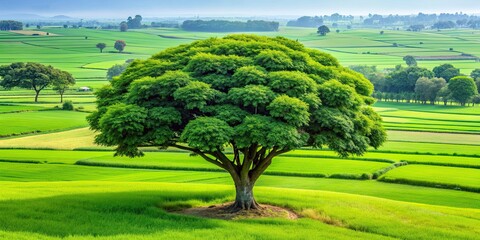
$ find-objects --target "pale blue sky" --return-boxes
[1,0,478,18]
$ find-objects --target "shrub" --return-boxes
[62,100,74,110]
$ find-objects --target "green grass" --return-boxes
[287,149,480,168]
[0,181,479,239]
[0,128,106,150]
[0,110,88,137]
[387,130,480,145]
[0,149,390,178]
[0,104,46,113]
[381,165,480,192]
[376,141,480,155]
[1,161,480,209]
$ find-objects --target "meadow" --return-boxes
[0,26,479,239]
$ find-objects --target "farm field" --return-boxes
[0,26,479,239]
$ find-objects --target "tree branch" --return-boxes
[171,144,224,169]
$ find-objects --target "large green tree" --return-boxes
[385,66,433,93]
[88,35,386,211]
[448,76,477,106]
[403,55,417,67]
[52,70,76,103]
[114,40,126,52]
[0,62,68,102]
[317,25,330,36]
[414,77,446,104]
[433,64,460,82]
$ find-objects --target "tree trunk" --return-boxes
[229,179,260,211]
[60,93,64,103]
[34,90,40,103]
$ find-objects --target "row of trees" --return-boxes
[181,20,279,32]
[372,76,479,106]
[0,20,23,31]
[0,63,75,102]
[352,65,480,106]
[95,40,127,53]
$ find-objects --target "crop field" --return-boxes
[0,26,479,239]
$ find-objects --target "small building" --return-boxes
[78,87,91,92]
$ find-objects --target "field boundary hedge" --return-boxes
[372,162,408,179]
[378,177,480,193]
[400,160,480,169]
[0,159,43,164]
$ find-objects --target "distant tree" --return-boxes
[437,86,451,106]
[470,69,480,80]
[286,16,323,28]
[126,15,143,29]
[385,66,433,93]
[317,25,330,36]
[87,35,386,211]
[403,55,417,67]
[0,62,64,102]
[433,64,460,82]
[380,30,384,35]
[0,20,23,31]
[448,76,477,106]
[182,20,279,32]
[96,43,106,53]
[433,21,456,29]
[472,95,480,106]
[114,40,126,52]
[476,79,480,94]
[63,24,68,29]
[349,65,386,91]
[36,25,41,29]
[120,22,128,32]
[52,70,76,103]
[336,29,340,33]
[415,77,446,104]
[106,62,129,80]
[408,24,425,32]
[25,23,30,28]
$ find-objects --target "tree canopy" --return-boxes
[448,76,477,106]
[88,34,386,211]
[0,20,23,31]
[0,62,74,102]
[96,43,106,53]
[114,40,126,52]
[403,56,417,67]
[433,64,460,82]
[317,25,330,36]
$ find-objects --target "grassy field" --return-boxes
[1,181,479,240]
[1,27,480,239]
[0,110,89,137]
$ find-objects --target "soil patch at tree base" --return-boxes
[175,202,299,220]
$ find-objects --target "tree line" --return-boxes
[287,12,480,29]
[181,20,279,32]
[351,64,480,106]
[0,20,23,31]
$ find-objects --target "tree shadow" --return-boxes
[0,190,231,237]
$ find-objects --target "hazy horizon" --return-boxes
[1,0,479,19]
